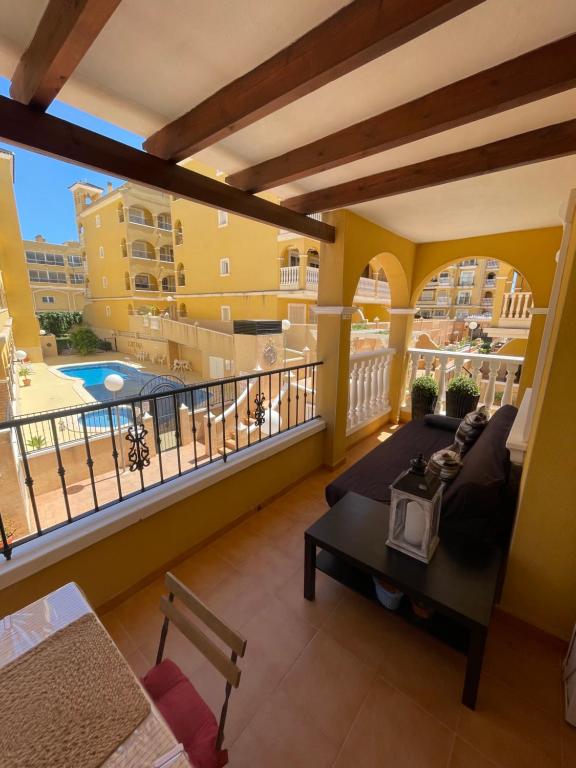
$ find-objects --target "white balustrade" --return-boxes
[355,276,391,302]
[279,265,299,289]
[347,348,395,434]
[403,348,525,414]
[305,266,319,289]
[501,291,533,320]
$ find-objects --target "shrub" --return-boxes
[412,375,438,397]
[69,326,101,355]
[26,435,47,451]
[446,374,480,397]
[37,311,82,336]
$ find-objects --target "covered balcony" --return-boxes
[131,239,156,261]
[1,3,576,767]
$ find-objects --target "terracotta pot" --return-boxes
[22,378,31,387]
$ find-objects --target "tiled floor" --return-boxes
[99,428,573,768]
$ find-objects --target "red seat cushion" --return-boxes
[142,659,228,768]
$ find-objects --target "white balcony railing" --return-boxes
[501,291,532,320]
[305,266,319,289]
[279,265,299,289]
[484,278,497,288]
[347,347,395,434]
[436,296,450,305]
[355,276,391,302]
[403,348,524,414]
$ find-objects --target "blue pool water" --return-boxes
[58,362,156,401]
[58,362,208,433]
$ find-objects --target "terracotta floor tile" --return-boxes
[207,525,269,570]
[449,738,501,768]
[485,611,565,717]
[375,609,464,730]
[333,677,454,768]
[230,689,339,768]
[275,566,346,629]
[280,630,375,747]
[201,569,273,632]
[169,547,236,598]
[458,673,562,768]
[99,610,138,658]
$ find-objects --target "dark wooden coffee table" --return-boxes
[304,492,505,709]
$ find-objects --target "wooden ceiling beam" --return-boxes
[0,96,335,242]
[144,0,485,161]
[10,0,122,109]
[228,34,576,192]
[282,119,576,213]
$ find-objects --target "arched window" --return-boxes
[134,273,158,291]
[121,238,127,258]
[124,272,131,290]
[174,220,183,246]
[128,206,153,226]
[162,275,176,292]
[157,212,172,231]
[179,303,187,318]
[117,203,125,223]
[159,244,174,263]
[131,240,156,260]
[177,263,186,287]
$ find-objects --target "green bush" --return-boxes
[446,374,480,397]
[37,311,82,336]
[69,326,101,355]
[412,375,438,397]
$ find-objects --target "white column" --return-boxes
[348,360,359,429]
[435,356,448,414]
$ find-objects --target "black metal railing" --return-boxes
[0,362,321,560]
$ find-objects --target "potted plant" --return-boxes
[26,435,47,451]
[446,374,480,418]
[411,375,438,420]
[19,366,32,386]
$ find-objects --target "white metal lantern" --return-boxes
[387,455,444,563]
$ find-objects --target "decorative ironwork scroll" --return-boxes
[126,424,151,472]
[254,393,266,426]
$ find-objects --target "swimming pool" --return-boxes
[58,362,156,402]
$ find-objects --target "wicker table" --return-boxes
[0,582,190,767]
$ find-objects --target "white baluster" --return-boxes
[435,357,448,414]
[502,362,520,406]
[348,360,358,428]
[453,356,463,376]
[423,352,434,376]
[363,359,373,419]
[483,360,500,410]
[382,352,391,411]
[405,351,418,407]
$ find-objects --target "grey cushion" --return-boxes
[441,405,518,543]
[424,414,462,431]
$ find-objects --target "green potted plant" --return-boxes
[446,374,480,418]
[26,435,47,451]
[19,365,32,386]
[411,375,438,420]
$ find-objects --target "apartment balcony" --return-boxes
[481,298,494,307]
[278,267,389,303]
[355,276,390,302]
[484,278,497,288]
[436,296,450,305]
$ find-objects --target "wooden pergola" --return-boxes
[2,0,576,242]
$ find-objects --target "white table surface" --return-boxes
[0,582,191,768]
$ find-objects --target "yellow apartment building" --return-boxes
[23,235,86,313]
[76,162,391,374]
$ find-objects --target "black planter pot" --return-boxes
[445,391,480,418]
[411,393,438,421]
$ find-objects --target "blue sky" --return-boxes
[0,76,141,243]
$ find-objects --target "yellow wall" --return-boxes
[502,215,576,640]
[0,429,325,615]
[0,153,41,360]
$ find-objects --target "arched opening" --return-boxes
[174,220,183,246]
[121,238,127,258]
[179,303,188,318]
[350,255,391,354]
[134,273,159,292]
[162,275,176,292]
[157,212,172,231]
[128,206,154,226]
[177,263,186,287]
[124,271,131,290]
[117,203,125,223]
[131,240,156,260]
[159,244,174,263]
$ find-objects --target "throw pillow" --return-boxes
[451,407,488,456]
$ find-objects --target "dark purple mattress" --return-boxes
[325,419,457,507]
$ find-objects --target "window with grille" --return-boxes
[29,270,67,283]
[26,251,65,266]
[220,258,230,276]
[217,210,229,227]
[221,305,231,322]
[41,296,55,304]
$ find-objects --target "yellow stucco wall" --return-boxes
[501,215,576,640]
[0,153,41,360]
